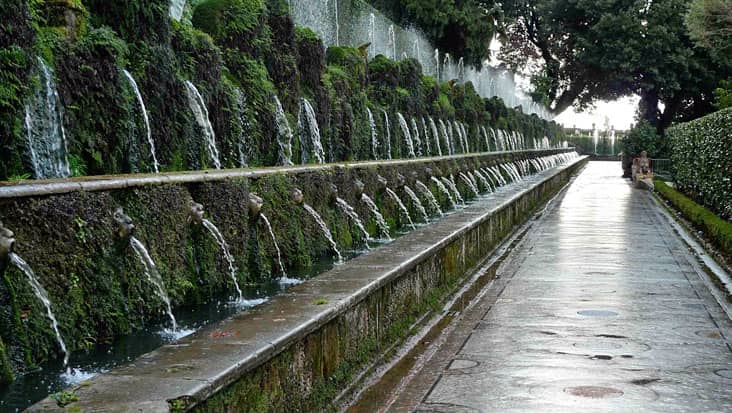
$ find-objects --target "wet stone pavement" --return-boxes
[387,162,732,412]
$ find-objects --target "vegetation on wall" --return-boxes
[667,107,732,220]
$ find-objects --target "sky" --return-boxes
[553,95,640,132]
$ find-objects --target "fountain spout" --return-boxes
[396,174,406,188]
[113,208,135,239]
[189,201,205,225]
[328,183,339,205]
[248,194,264,218]
[292,188,304,205]
[0,221,16,262]
[354,180,365,197]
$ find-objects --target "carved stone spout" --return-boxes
[0,220,16,261]
[354,180,365,197]
[189,201,205,225]
[377,175,388,188]
[248,194,263,217]
[291,188,304,205]
[396,174,406,188]
[113,208,135,239]
[328,183,339,204]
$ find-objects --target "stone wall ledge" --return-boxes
[28,155,588,412]
[1,149,569,199]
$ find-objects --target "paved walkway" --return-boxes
[386,162,732,412]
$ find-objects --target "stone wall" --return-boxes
[0,149,572,381]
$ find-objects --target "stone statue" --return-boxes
[188,201,205,225]
[0,220,16,261]
[113,208,135,239]
[248,194,263,218]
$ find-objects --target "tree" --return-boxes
[685,0,732,69]
[498,0,730,133]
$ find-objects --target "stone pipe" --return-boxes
[189,201,205,225]
[248,194,263,218]
[0,220,15,261]
[113,208,135,240]
[353,180,365,198]
[291,188,304,205]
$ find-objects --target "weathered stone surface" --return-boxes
[385,162,732,413]
[27,155,586,412]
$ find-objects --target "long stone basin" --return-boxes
[27,154,588,412]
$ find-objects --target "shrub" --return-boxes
[667,108,732,220]
[654,179,732,257]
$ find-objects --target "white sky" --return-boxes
[553,95,639,131]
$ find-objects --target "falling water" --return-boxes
[303,203,343,263]
[412,39,420,60]
[368,13,376,55]
[10,253,69,366]
[336,197,371,246]
[434,48,440,80]
[403,186,429,222]
[410,118,422,157]
[130,237,177,331]
[273,95,294,166]
[421,118,431,155]
[396,113,415,158]
[429,117,442,156]
[297,98,326,164]
[459,172,480,197]
[201,219,243,302]
[184,81,221,169]
[259,213,289,281]
[438,119,451,155]
[25,58,71,179]
[416,180,443,215]
[385,187,415,229]
[431,177,456,208]
[361,193,391,239]
[472,169,493,192]
[442,176,464,204]
[333,0,340,46]
[382,110,392,159]
[169,0,186,20]
[123,70,159,173]
[453,121,465,153]
[388,25,396,59]
[367,108,379,159]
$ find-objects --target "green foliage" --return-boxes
[654,179,732,257]
[192,0,269,54]
[714,78,732,110]
[621,121,666,158]
[667,107,732,220]
[51,390,79,407]
[685,0,732,69]
[0,337,12,386]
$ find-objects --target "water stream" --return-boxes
[273,95,294,166]
[416,180,443,215]
[396,113,415,158]
[201,219,243,302]
[430,176,456,209]
[24,58,71,179]
[459,172,480,197]
[385,187,415,229]
[361,193,391,239]
[336,197,371,246]
[382,110,392,159]
[403,185,429,222]
[260,213,298,285]
[122,70,159,173]
[9,253,69,367]
[367,108,379,159]
[297,98,326,164]
[184,81,221,169]
[303,203,343,263]
[441,176,464,205]
[130,237,178,331]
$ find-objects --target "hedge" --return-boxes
[654,179,732,258]
[667,108,732,220]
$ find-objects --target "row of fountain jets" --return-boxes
[23,58,564,180]
[0,152,577,369]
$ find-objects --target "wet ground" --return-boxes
[378,162,732,412]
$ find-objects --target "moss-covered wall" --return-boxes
[192,156,587,413]
[0,0,565,180]
[0,149,571,381]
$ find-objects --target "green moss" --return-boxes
[295,27,320,43]
[0,336,13,386]
[654,179,732,258]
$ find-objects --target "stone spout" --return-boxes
[248,194,263,217]
[354,180,365,197]
[291,188,304,205]
[396,174,406,188]
[0,220,16,261]
[328,184,339,204]
[189,201,205,225]
[113,208,135,240]
[377,175,388,188]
